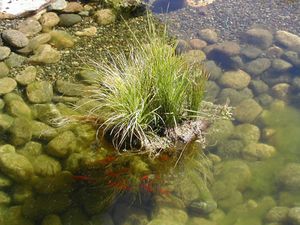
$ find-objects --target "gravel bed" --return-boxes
[152,0,300,41]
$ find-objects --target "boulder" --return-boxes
[243,28,273,49]
[234,99,263,123]
[2,29,29,48]
[0,46,11,60]
[17,18,42,37]
[9,118,32,146]
[0,114,14,131]
[0,77,17,95]
[49,30,74,49]
[275,31,300,52]
[197,29,218,44]
[242,143,276,160]
[59,14,82,27]
[244,58,271,76]
[0,152,34,181]
[94,9,116,25]
[15,66,37,85]
[29,44,61,64]
[249,80,269,95]
[31,120,58,140]
[218,70,251,90]
[26,81,53,103]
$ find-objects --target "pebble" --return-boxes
[0,46,11,60]
[94,9,116,25]
[15,66,37,85]
[0,77,17,95]
[75,26,97,37]
[59,14,82,27]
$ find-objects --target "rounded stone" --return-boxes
[175,39,191,55]
[0,46,11,60]
[244,58,271,76]
[2,29,29,48]
[241,46,262,59]
[217,139,244,158]
[63,2,83,13]
[15,66,37,85]
[49,30,74,49]
[182,49,206,65]
[250,80,269,95]
[218,70,251,90]
[33,155,62,177]
[197,29,218,43]
[26,81,53,103]
[234,99,263,123]
[271,83,290,100]
[59,14,82,27]
[0,77,17,95]
[9,118,32,146]
[271,59,293,72]
[6,99,32,119]
[29,44,61,64]
[0,152,34,182]
[275,30,300,52]
[94,9,116,25]
[243,28,273,49]
[265,207,289,223]
[189,38,207,49]
[288,207,300,225]
[17,18,42,37]
[75,26,97,37]
[203,60,222,80]
[232,123,260,145]
[47,131,76,158]
[0,62,9,78]
[217,88,252,106]
[42,214,62,225]
[278,163,300,191]
[242,143,276,160]
[39,12,60,29]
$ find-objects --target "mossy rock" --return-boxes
[9,118,32,146]
[206,119,235,147]
[47,131,76,158]
[231,124,260,145]
[42,214,62,225]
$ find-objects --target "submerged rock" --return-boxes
[198,29,218,44]
[42,214,62,225]
[278,163,300,191]
[234,99,263,123]
[26,81,53,103]
[243,28,273,49]
[0,62,10,78]
[94,9,116,25]
[288,207,300,225]
[0,46,11,61]
[29,44,61,64]
[218,70,251,90]
[244,58,271,76]
[9,118,32,146]
[16,66,37,85]
[242,143,276,160]
[59,14,82,27]
[0,77,17,95]
[33,155,61,177]
[6,99,32,119]
[47,131,76,158]
[275,31,300,52]
[231,123,260,145]
[2,29,29,48]
[49,30,75,49]
[265,206,289,223]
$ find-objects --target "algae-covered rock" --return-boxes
[9,118,32,146]
[113,203,149,225]
[206,119,235,146]
[217,190,243,211]
[61,207,89,225]
[6,100,32,119]
[29,44,61,64]
[151,207,188,225]
[244,58,271,76]
[0,114,14,131]
[265,206,289,223]
[234,99,262,123]
[5,52,26,68]
[203,81,220,102]
[216,139,244,158]
[217,88,252,106]
[188,217,217,225]
[243,28,273,49]
[182,49,206,65]
[288,207,300,225]
[47,131,76,158]
[31,103,61,125]
[94,9,116,25]
[0,144,15,154]
[12,185,33,204]
[0,152,34,182]
[15,66,36,85]
[49,30,75,49]
[18,141,42,161]
[33,155,62,177]
[26,81,53,103]
[72,124,96,145]
[0,77,17,95]
[0,62,9,78]
[3,206,34,225]
[42,214,62,225]
[0,174,12,188]
[31,120,58,140]
[242,143,276,160]
[278,163,300,191]
[22,193,72,219]
[218,70,251,90]
[231,124,261,145]
[55,80,89,97]
[0,191,11,204]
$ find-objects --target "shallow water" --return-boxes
[1,0,300,224]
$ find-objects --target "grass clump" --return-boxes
[79,15,209,153]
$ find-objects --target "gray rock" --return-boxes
[42,214,62,225]
[0,77,17,95]
[234,99,263,123]
[49,30,74,49]
[250,80,269,95]
[278,163,300,191]
[275,31,300,52]
[55,80,88,97]
[5,52,26,68]
[33,155,61,177]
[0,152,34,181]
[39,12,60,31]
[245,58,271,76]
[242,143,276,160]
[265,206,289,223]
[59,14,82,27]
[0,46,11,60]
[271,59,293,72]
[17,18,42,37]
[31,120,58,140]
[47,131,76,158]
[282,51,300,67]
[15,66,37,85]
[0,62,9,77]
[94,9,116,26]
[189,38,207,49]
[218,70,251,90]
[175,39,191,55]
[243,28,273,49]
[9,118,32,146]
[49,0,68,10]
[288,207,300,225]
[2,29,29,48]
[207,41,240,57]
[271,83,290,100]
[29,44,61,64]
[232,123,260,145]
[241,46,262,59]
[26,81,53,103]
[198,29,218,44]
[203,60,222,80]
[6,99,32,119]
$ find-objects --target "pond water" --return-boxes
[0,0,300,224]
